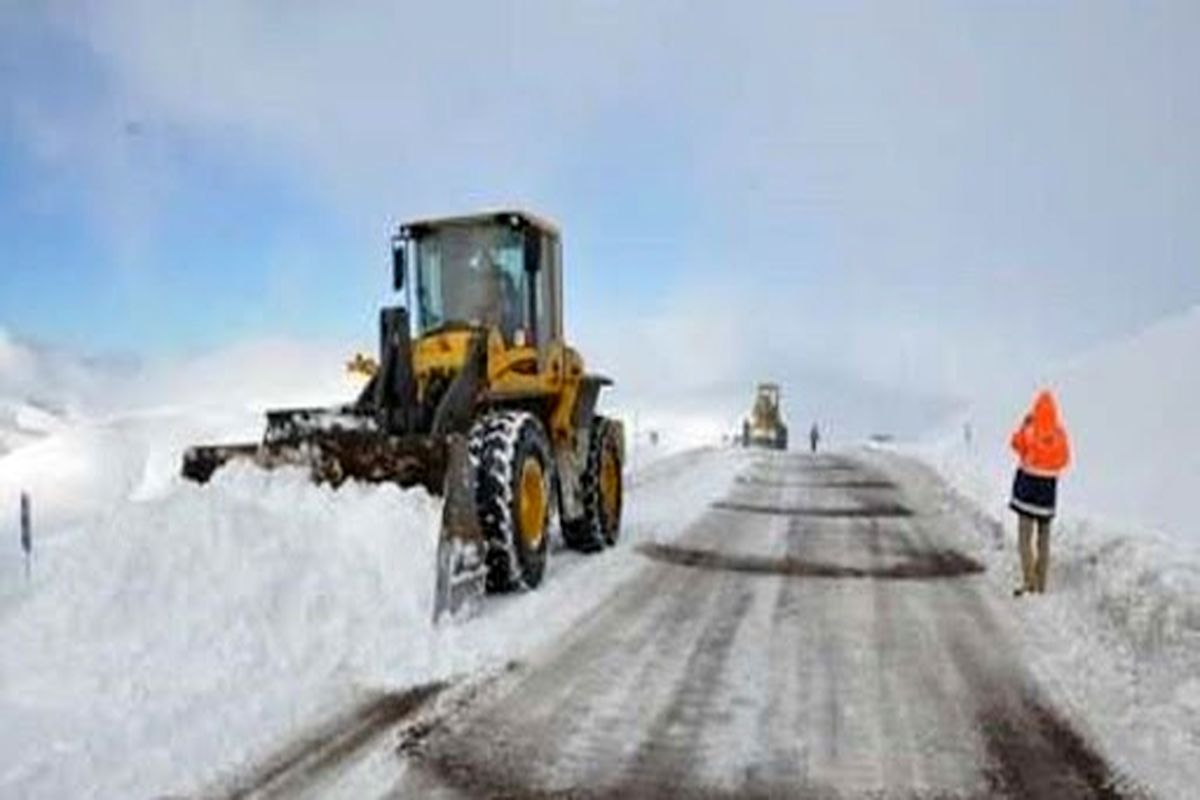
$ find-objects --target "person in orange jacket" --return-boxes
[1009,389,1071,596]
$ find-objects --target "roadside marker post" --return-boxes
[19,491,31,580]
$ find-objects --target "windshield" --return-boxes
[414,224,527,339]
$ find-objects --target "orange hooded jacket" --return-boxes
[1010,390,1071,477]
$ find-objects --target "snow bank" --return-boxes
[0,333,360,580]
[0,327,103,455]
[0,399,69,451]
[0,438,742,799]
[0,463,444,799]
[903,304,1200,798]
[0,327,134,421]
[0,330,396,795]
[891,451,1200,799]
[0,408,264,544]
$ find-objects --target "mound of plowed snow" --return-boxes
[0,463,443,798]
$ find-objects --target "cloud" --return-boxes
[4,1,1198,436]
[48,0,683,219]
[1,6,179,273]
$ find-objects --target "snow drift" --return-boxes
[0,326,134,421]
[0,327,118,456]
[0,465,443,798]
[0,334,359,534]
[0,443,740,799]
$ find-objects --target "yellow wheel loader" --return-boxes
[181,210,624,619]
[741,382,788,450]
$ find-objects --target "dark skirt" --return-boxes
[1010,468,1057,519]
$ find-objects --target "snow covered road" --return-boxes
[241,450,1141,799]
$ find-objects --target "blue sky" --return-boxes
[2,1,1198,435]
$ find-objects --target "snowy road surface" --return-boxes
[226,451,1140,799]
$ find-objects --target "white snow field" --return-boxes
[0,331,740,798]
[906,303,1200,799]
[0,328,104,458]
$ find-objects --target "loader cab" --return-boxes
[395,211,563,354]
[756,383,781,414]
[752,383,782,429]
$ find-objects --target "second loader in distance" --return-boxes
[741,382,789,451]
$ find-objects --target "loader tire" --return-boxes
[469,410,551,592]
[563,416,623,552]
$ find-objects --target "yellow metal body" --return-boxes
[410,328,586,449]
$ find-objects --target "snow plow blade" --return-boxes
[181,419,485,622]
[433,436,487,621]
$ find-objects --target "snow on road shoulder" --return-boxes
[0,444,743,799]
[0,464,443,800]
[876,444,1200,800]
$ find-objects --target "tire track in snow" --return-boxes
[207,682,445,799]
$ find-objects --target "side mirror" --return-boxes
[391,237,406,291]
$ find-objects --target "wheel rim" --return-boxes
[600,446,620,527]
[518,457,547,550]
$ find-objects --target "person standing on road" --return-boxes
[809,422,820,453]
[1009,390,1071,596]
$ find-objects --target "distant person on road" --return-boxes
[809,422,820,454]
[1009,390,1071,596]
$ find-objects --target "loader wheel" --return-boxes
[563,416,623,552]
[469,410,551,592]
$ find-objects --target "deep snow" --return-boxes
[0,336,362,587]
[0,464,444,796]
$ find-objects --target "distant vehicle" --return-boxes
[741,382,788,450]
